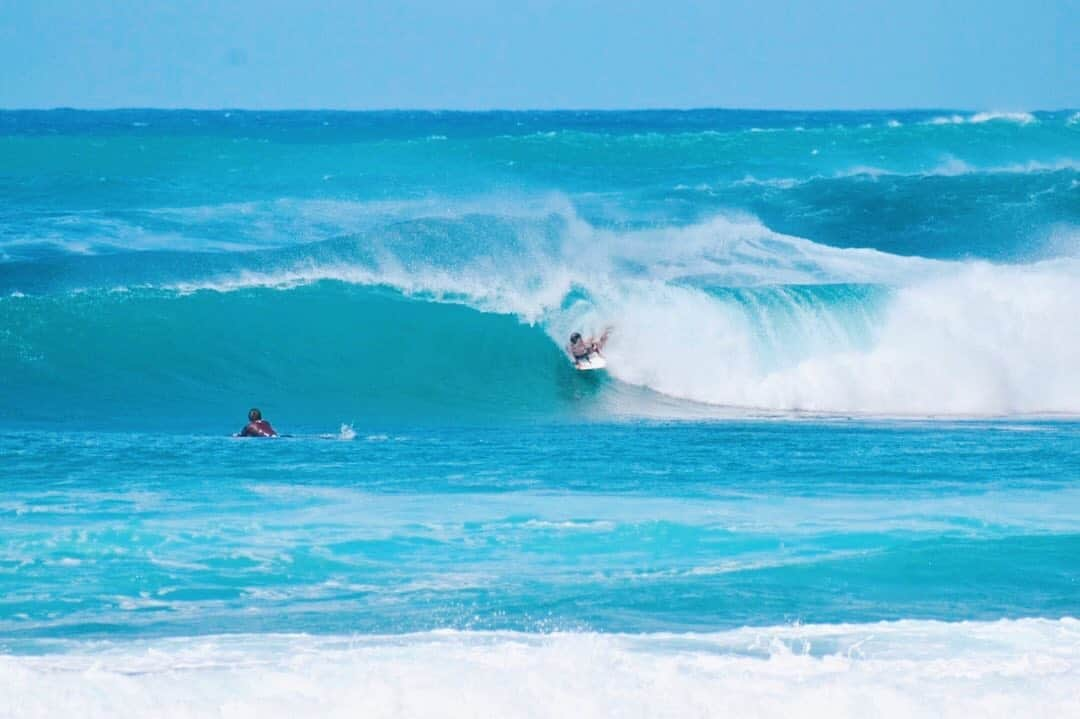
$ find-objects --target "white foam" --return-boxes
[596,257,1080,415]
[844,156,1080,179]
[970,111,1037,124]
[521,519,617,532]
[3,619,1078,718]
[926,111,1037,126]
[731,156,1078,188]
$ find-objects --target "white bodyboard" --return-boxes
[575,355,607,371]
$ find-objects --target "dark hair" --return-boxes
[248,408,262,421]
[570,332,582,343]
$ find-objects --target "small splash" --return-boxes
[337,423,357,441]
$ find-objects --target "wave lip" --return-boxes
[4,619,1079,718]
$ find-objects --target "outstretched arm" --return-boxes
[593,327,612,352]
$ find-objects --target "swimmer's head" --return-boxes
[248,408,262,422]
[570,332,582,343]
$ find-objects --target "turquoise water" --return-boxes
[1,109,1079,717]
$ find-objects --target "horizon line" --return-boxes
[2,105,1074,114]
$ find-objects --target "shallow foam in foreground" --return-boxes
[3,618,1078,719]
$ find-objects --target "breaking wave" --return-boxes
[3,206,1079,427]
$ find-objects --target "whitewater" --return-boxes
[1,109,1078,717]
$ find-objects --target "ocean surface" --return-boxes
[1,108,1079,717]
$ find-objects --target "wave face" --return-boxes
[0,284,579,429]
[2,109,1079,426]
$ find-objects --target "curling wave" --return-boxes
[3,207,1079,426]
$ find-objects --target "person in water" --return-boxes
[239,408,278,437]
[567,329,610,366]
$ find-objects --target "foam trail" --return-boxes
[4,620,1079,718]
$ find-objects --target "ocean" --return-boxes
[1,108,1078,717]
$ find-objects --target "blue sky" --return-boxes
[1,0,1076,110]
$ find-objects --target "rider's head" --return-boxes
[569,332,582,344]
[248,408,262,422]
